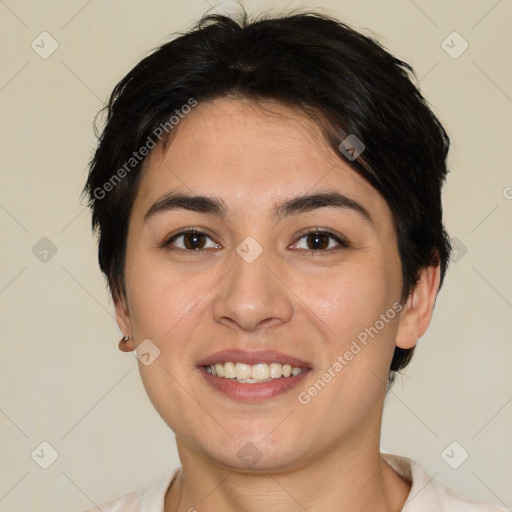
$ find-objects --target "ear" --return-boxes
[395,264,441,349]
[114,291,136,352]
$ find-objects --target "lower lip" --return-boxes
[200,368,310,402]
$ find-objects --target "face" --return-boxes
[116,98,411,472]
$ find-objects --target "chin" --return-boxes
[190,429,307,473]
[210,446,304,473]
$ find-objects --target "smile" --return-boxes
[204,362,304,383]
[198,349,311,401]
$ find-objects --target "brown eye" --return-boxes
[294,231,348,251]
[182,232,206,250]
[167,230,219,251]
[306,232,330,250]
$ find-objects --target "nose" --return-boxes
[212,247,294,332]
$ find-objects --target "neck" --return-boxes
[165,424,410,512]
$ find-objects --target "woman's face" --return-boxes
[116,97,407,472]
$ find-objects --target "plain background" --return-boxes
[0,0,510,511]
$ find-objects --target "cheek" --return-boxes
[314,259,399,337]
[124,255,209,341]
[303,265,400,415]
[307,255,401,402]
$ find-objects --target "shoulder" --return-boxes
[381,453,508,512]
[74,469,179,512]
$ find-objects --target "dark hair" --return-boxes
[84,9,451,380]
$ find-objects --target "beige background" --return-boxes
[0,0,511,510]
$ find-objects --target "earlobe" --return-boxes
[395,264,441,350]
[118,335,135,352]
[114,292,135,352]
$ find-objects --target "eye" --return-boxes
[292,230,348,251]
[166,229,220,251]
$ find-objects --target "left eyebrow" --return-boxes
[144,190,374,226]
[275,191,374,226]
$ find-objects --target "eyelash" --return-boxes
[162,228,349,254]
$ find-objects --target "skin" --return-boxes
[115,97,441,512]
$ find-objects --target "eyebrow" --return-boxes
[144,190,374,226]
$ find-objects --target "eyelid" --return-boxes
[291,228,350,249]
[162,227,221,250]
[162,227,350,252]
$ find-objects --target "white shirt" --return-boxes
[77,453,508,511]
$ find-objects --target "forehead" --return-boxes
[134,98,389,221]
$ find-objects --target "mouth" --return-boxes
[203,361,304,383]
[198,349,311,401]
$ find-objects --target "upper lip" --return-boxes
[197,349,311,369]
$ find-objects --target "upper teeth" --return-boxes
[205,362,304,381]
